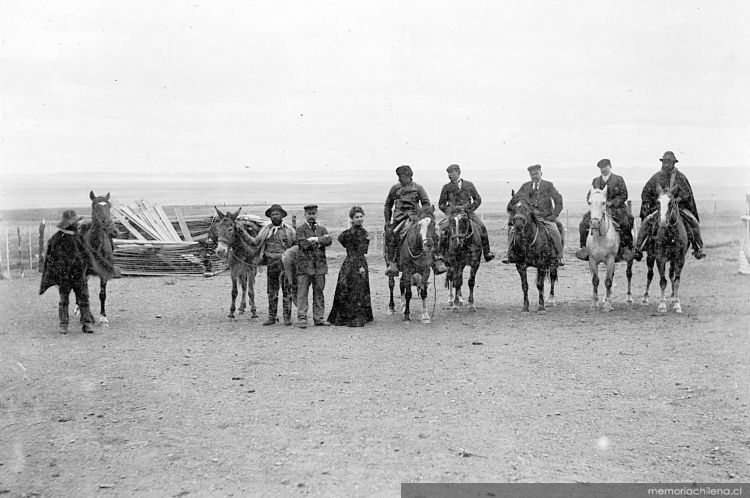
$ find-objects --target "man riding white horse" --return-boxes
[575,158,635,262]
[633,151,706,261]
[437,164,495,263]
[384,165,447,277]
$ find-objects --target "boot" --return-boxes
[619,230,635,261]
[282,299,293,326]
[480,229,495,262]
[575,247,589,261]
[79,305,94,333]
[693,246,706,259]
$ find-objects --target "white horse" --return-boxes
[585,187,634,311]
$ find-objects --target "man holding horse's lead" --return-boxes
[437,164,495,262]
[502,164,565,266]
[383,165,447,277]
[574,159,635,262]
[633,151,706,261]
[248,204,296,326]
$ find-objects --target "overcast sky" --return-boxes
[1,1,749,179]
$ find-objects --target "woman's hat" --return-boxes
[57,210,83,229]
[264,204,287,218]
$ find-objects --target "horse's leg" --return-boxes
[672,259,684,313]
[589,259,600,310]
[625,260,634,304]
[601,257,615,312]
[642,253,655,305]
[229,276,238,318]
[536,267,546,314]
[99,277,109,325]
[445,273,454,309]
[657,258,668,313]
[401,273,411,321]
[418,273,431,324]
[547,266,558,307]
[237,271,247,315]
[248,268,259,320]
[518,264,529,313]
[467,262,478,312]
[668,262,676,304]
[452,266,463,311]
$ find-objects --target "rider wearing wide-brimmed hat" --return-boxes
[40,210,95,334]
[634,151,706,260]
[575,159,635,261]
[383,165,447,276]
[247,204,296,325]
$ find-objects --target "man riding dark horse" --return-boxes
[575,158,635,262]
[634,151,706,261]
[384,165,447,277]
[502,164,565,266]
[437,164,495,262]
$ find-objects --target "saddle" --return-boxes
[393,218,415,243]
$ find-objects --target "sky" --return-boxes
[1,1,749,185]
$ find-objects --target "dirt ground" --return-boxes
[1,241,749,497]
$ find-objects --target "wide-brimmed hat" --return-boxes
[597,159,611,168]
[527,164,542,173]
[57,210,83,229]
[660,151,678,163]
[264,204,287,218]
[396,165,413,176]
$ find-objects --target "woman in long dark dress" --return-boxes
[327,206,374,327]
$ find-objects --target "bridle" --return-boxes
[588,191,610,236]
[449,209,474,249]
[212,215,255,268]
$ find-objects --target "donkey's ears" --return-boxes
[214,206,224,218]
[105,192,110,201]
[511,189,516,198]
[230,207,242,219]
[90,191,96,201]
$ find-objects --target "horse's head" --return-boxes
[89,191,113,227]
[507,190,532,230]
[587,186,608,233]
[447,206,472,251]
[414,204,436,251]
[656,185,678,227]
[213,206,242,258]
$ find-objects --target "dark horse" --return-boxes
[385,205,436,323]
[211,207,261,319]
[443,206,482,312]
[78,191,121,325]
[642,186,689,313]
[506,191,559,313]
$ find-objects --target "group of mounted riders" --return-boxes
[383,150,706,280]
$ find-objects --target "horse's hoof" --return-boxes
[468,306,477,313]
[387,308,395,316]
[99,317,109,326]
[590,303,598,311]
[522,308,530,314]
[641,297,649,305]
[402,316,410,322]
[228,314,235,319]
[547,297,556,307]
[238,309,245,315]
[537,309,546,314]
[658,304,667,313]
[602,304,613,312]
[422,318,431,324]
[674,306,683,313]
[625,296,634,305]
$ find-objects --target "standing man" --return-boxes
[39,210,95,334]
[250,204,296,326]
[634,151,706,260]
[384,165,447,276]
[437,164,495,262]
[502,164,565,266]
[574,159,635,261]
[295,205,332,328]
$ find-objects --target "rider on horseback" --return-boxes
[633,151,706,261]
[384,165,447,277]
[574,159,635,262]
[502,164,565,266]
[437,164,495,262]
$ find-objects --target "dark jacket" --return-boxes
[438,179,482,214]
[384,181,430,223]
[295,222,333,275]
[640,167,699,221]
[40,230,89,294]
[517,179,563,221]
[589,173,630,220]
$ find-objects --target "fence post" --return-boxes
[4,228,10,278]
[29,226,33,271]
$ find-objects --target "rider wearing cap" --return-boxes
[383,165,447,276]
[574,159,635,261]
